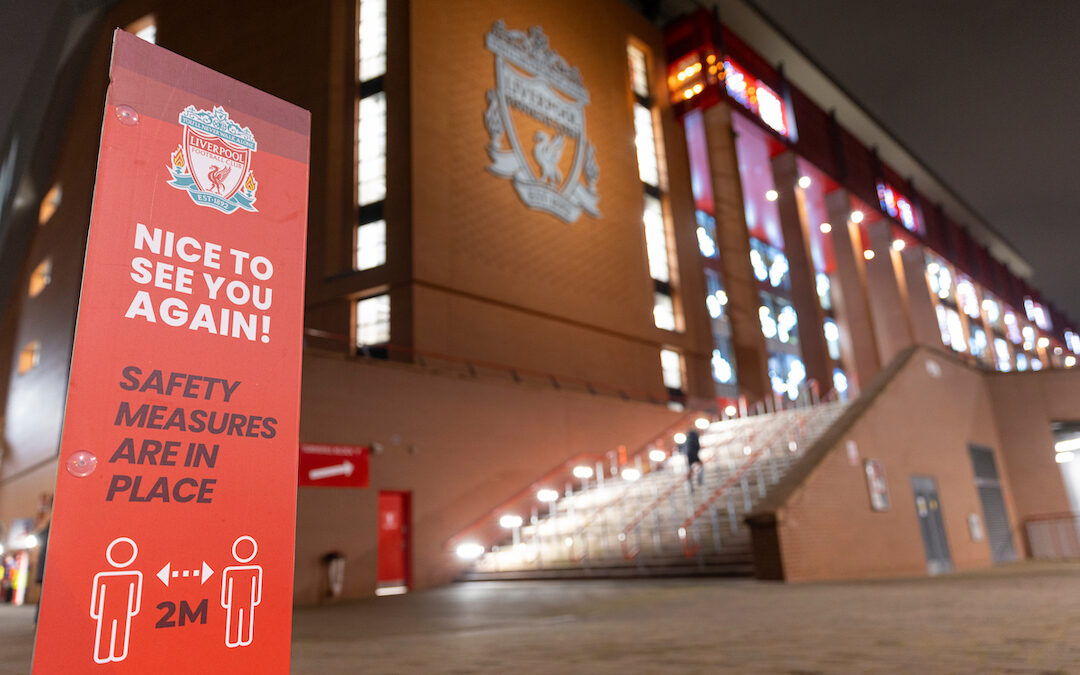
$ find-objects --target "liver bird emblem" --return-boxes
[533,131,565,186]
[207,165,232,194]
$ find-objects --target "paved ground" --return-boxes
[5,561,1080,673]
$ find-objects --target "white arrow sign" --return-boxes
[308,459,355,481]
[156,561,215,587]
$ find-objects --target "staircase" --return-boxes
[458,397,850,580]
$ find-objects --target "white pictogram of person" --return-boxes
[90,537,143,664]
[221,535,262,648]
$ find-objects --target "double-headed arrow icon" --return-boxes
[157,561,214,587]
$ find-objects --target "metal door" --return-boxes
[377,491,411,594]
[968,445,1017,563]
[911,475,952,575]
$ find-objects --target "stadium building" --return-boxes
[2,0,1080,604]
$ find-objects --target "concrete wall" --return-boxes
[763,349,1022,581]
[985,369,1080,525]
[295,349,682,604]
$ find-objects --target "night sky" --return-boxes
[751,0,1080,321]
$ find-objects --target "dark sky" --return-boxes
[751,0,1080,321]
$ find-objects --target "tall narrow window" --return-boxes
[357,92,387,206]
[28,258,51,298]
[660,348,684,392]
[632,104,659,187]
[356,0,388,280]
[355,220,386,271]
[357,0,387,82]
[628,43,679,334]
[356,295,390,346]
[18,341,40,375]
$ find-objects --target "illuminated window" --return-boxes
[1004,311,1023,344]
[704,269,728,320]
[832,368,849,398]
[813,272,832,311]
[653,293,676,331]
[1016,352,1029,371]
[356,294,390,346]
[711,345,735,384]
[877,182,920,233]
[946,307,966,353]
[750,238,789,290]
[357,0,387,82]
[969,325,988,360]
[1066,330,1080,355]
[1022,325,1035,351]
[17,341,40,375]
[759,293,798,345]
[127,15,156,44]
[357,92,386,206]
[982,296,1002,329]
[955,278,979,319]
[355,220,386,271]
[630,45,678,333]
[28,258,51,298]
[994,337,1011,371]
[642,195,669,283]
[823,318,841,360]
[768,353,806,401]
[38,183,61,225]
[627,45,649,99]
[632,104,659,187]
[722,59,791,137]
[1024,297,1052,331]
[695,210,717,258]
[660,349,683,391]
[926,256,953,301]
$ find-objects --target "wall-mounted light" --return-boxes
[797,176,811,189]
[765,189,778,202]
[850,210,864,224]
[819,222,832,234]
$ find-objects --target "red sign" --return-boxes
[33,31,309,673]
[298,444,370,488]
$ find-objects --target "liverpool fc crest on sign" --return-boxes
[167,105,258,214]
[484,21,600,223]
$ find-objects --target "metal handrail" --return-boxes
[616,414,790,560]
[447,408,703,552]
[676,393,842,557]
[561,409,704,562]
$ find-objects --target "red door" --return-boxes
[376,491,410,594]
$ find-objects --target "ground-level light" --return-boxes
[537,488,559,503]
[455,542,484,560]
